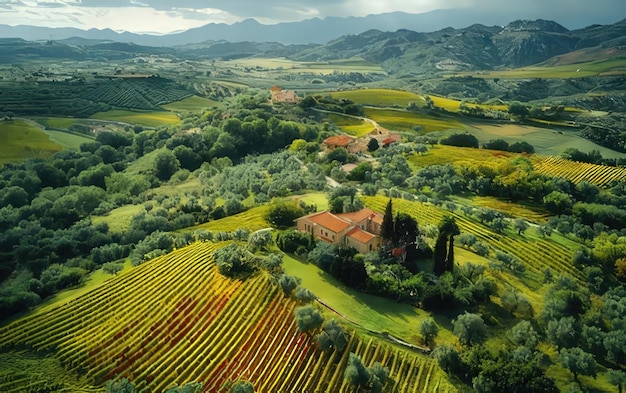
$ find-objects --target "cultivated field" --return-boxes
[220,58,385,75]
[532,155,626,187]
[0,242,453,392]
[363,108,465,133]
[162,96,221,112]
[363,196,583,291]
[328,88,426,107]
[327,113,375,137]
[0,119,62,163]
[90,110,180,127]
[460,57,626,79]
[468,123,626,158]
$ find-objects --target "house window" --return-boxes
[332,235,335,240]
[369,244,373,251]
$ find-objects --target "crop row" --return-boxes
[363,196,581,284]
[0,241,448,392]
[533,155,626,187]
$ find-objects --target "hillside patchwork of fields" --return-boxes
[0,241,453,393]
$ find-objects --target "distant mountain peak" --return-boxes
[505,19,569,33]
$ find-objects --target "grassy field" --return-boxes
[92,204,145,233]
[0,120,63,164]
[461,57,626,79]
[468,123,626,158]
[428,95,508,113]
[363,108,465,133]
[327,113,375,136]
[161,95,221,111]
[42,130,94,149]
[282,253,456,345]
[409,144,514,168]
[90,110,180,127]
[35,117,79,129]
[328,88,426,107]
[221,57,385,75]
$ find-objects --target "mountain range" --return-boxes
[0,10,622,46]
[1,15,625,76]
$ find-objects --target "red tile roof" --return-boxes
[323,135,353,147]
[303,211,351,233]
[337,208,382,223]
[346,227,377,243]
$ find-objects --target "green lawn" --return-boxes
[91,110,180,127]
[281,252,456,345]
[161,95,221,111]
[0,119,62,164]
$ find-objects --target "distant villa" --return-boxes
[270,85,301,104]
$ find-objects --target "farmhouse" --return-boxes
[270,85,301,104]
[295,208,383,253]
[322,135,355,150]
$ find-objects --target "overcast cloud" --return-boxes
[0,0,622,34]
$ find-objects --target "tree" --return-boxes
[440,133,479,148]
[434,216,459,275]
[607,369,626,393]
[344,352,370,387]
[294,305,324,333]
[508,101,530,118]
[230,381,255,393]
[432,345,461,374]
[453,313,487,346]
[513,218,530,235]
[558,347,597,381]
[483,139,509,151]
[501,289,534,318]
[393,213,419,246]
[380,199,394,244]
[316,319,348,352]
[213,243,255,277]
[543,191,574,215]
[433,232,448,276]
[538,224,553,238]
[278,274,301,297]
[508,320,539,349]
[419,318,439,345]
[508,141,535,154]
[367,138,379,152]
[106,378,136,393]
[154,149,180,181]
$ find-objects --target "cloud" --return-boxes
[0,0,623,33]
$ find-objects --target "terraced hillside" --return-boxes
[0,241,452,392]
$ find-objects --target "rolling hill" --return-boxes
[0,241,452,392]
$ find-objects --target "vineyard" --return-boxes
[363,196,583,289]
[0,77,191,117]
[0,241,452,392]
[532,155,626,187]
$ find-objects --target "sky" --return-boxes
[0,0,623,34]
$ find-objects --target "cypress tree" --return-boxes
[446,235,455,273]
[433,233,448,276]
[381,199,394,244]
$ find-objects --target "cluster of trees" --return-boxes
[0,87,331,320]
